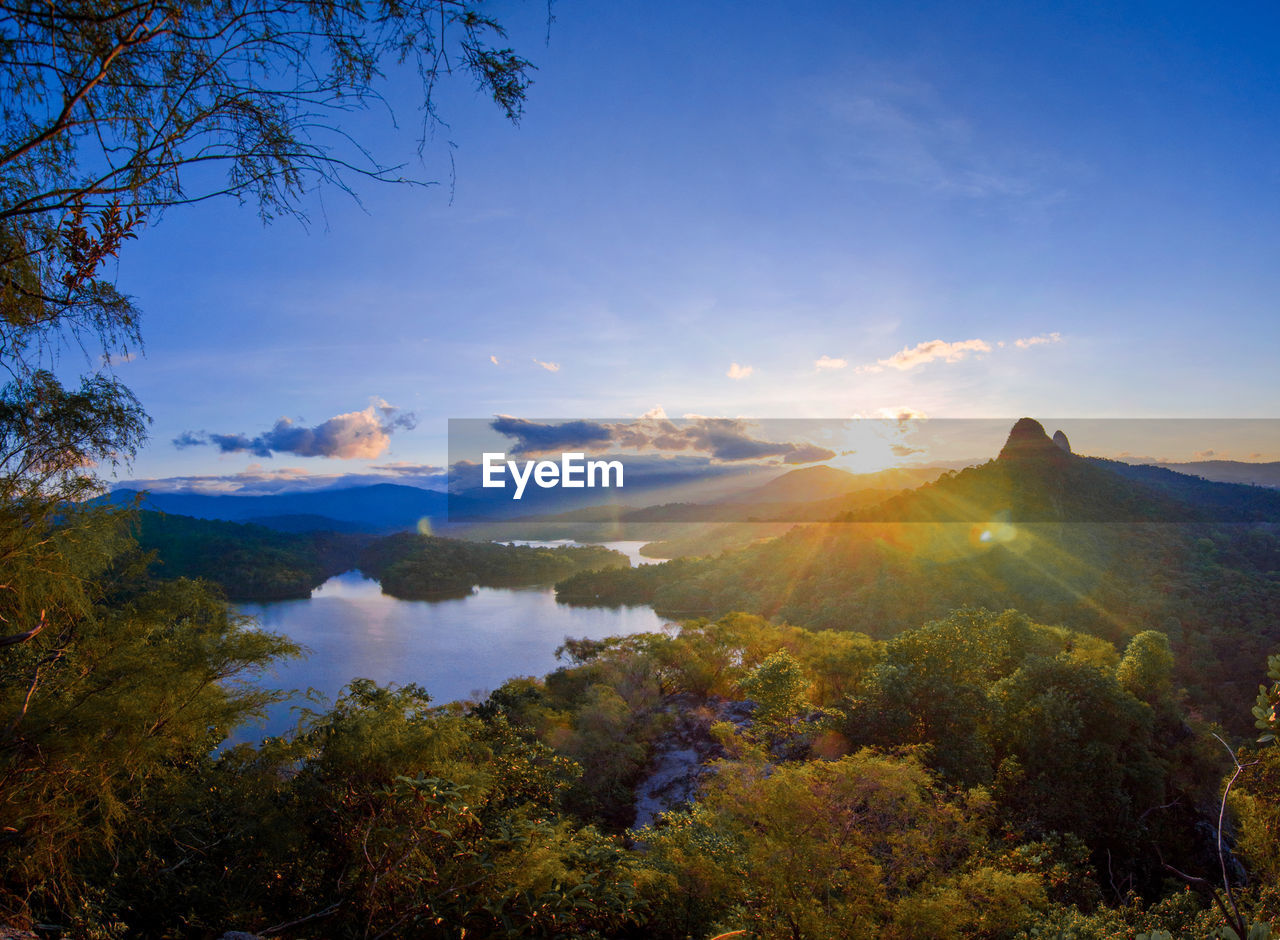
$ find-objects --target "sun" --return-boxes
[829,435,903,475]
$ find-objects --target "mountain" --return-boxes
[1087,457,1280,522]
[846,418,1280,524]
[1151,459,1280,488]
[556,417,1280,732]
[724,464,946,505]
[724,465,866,504]
[110,483,448,533]
[132,511,366,599]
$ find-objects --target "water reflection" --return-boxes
[233,559,666,741]
[500,539,661,567]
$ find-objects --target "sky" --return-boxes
[100,0,1280,493]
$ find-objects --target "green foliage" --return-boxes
[109,681,649,938]
[0,371,147,501]
[1254,653,1280,744]
[989,655,1166,849]
[1015,888,1275,940]
[844,609,1088,785]
[1231,745,1280,887]
[638,749,1045,939]
[1117,630,1177,705]
[740,649,809,727]
[362,532,630,598]
[134,510,363,600]
[559,481,1280,736]
[0,556,298,925]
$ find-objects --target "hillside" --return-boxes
[133,511,366,600]
[843,418,1280,524]
[357,533,630,599]
[111,482,449,533]
[557,419,1280,729]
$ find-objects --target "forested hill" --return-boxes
[133,512,368,600]
[357,533,630,599]
[558,419,1280,728]
[843,418,1280,524]
[134,512,631,601]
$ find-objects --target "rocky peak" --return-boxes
[1052,429,1072,453]
[998,418,1065,462]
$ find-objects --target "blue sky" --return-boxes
[104,0,1280,492]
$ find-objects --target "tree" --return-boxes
[637,750,1045,940]
[0,0,538,762]
[1,0,538,494]
[1117,630,1176,706]
[739,648,808,728]
[0,6,540,925]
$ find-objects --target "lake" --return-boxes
[232,541,666,740]
[499,539,662,566]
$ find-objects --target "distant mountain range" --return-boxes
[1150,459,1280,487]
[109,483,448,533]
[109,432,1279,535]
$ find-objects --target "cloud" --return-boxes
[815,355,848,371]
[867,338,991,372]
[488,415,835,465]
[1014,332,1062,349]
[490,355,500,365]
[114,463,446,496]
[175,400,417,459]
[727,362,754,380]
[533,358,561,373]
[490,416,613,455]
[448,452,779,500]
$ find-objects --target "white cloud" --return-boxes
[1014,331,1062,349]
[870,338,991,372]
[815,355,848,371]
[727,362,754,380]
[533,358,561,373]
[115,462,447,496]
[174,401,416,460]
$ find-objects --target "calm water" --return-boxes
[232,544,666,740]
[501,539,661,566]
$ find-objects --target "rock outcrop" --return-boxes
[631,695,754,829]
[1052,429,1072,453]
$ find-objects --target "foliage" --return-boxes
[361,532,630,599]
[1117,630,1177,705]
[1231,745,1280,890]
[638,749,1045,939]
[0,559,298,926]
[1,0,536,404]
[739,649,809,727]
[96,681,651,938]
[1254,653,1280,745]
[133,510,364,599]
[559,515,1280,734]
